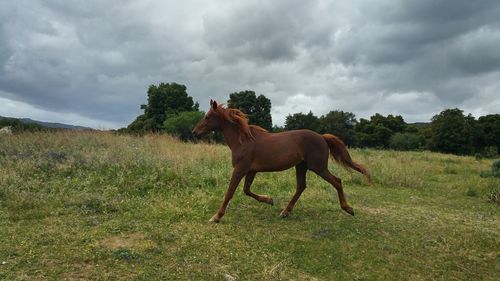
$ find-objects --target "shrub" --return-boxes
[389,132,423,151]
[487,184,499,204]
[466,188,477,197]
[164,111,204,141]
[125,114,154,134]
[480,159,500,178]
[492,160,500,176]
[481,146,498,158]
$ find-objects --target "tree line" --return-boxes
[120,82,499,157]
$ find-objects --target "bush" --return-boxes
[164,111,204,141]
[481,146,498,158]
[480,159,500,178]
[487,184,499,204]
[389,132,423,151]
[466,188,477,197]
[125,114,154,134]
[492,160,500,175]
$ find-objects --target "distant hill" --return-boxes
[18,118,91,131]
[0,116,92,131]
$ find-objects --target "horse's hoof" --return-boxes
[265,198,274,206]
[209,215,220,223]
[279,211,289,218]
[343,206,355,216]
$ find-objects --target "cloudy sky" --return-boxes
[1,0,499,129]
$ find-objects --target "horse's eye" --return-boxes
[205,116,209,120]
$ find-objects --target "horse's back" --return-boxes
[248,129,329,172]
[270,129,327,150]
[282,130,330,169]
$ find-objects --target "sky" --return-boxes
[0,0,499,129]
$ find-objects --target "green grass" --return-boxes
[0,131,498,280]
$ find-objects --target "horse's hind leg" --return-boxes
[316,169,354,216]
[280,162,307,218]
[243,171,273,205]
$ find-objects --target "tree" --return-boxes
[272,125,285,133]
[318,110,357,146]
[125,82,199,133]
[353,113,407,148]
[476,114,500,155]
[164,111,204,141]
[227,91,272,130]
[370,113,405,133]
[430,108,475,155]
[144,83,197,131]
[284,111,320,131]
[355,118,393,148]
[415,125,433,150]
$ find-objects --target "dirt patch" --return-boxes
[63,264,95,281]
[362,206,391,215]
[100,232,156,251]
[61,263,139,280]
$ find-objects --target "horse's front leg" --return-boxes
[209,168,246,223]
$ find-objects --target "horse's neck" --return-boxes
[221,123,244,151]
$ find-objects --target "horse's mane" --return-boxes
[217,104,267,143]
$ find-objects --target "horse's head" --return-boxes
[192,99,224,136]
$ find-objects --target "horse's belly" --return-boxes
[250,147,303,172]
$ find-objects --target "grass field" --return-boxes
[0,131,498,280]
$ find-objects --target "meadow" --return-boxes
[0,131,498,280]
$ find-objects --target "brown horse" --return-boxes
[192,100,372,223]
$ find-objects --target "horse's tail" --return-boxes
[322,134,372,184]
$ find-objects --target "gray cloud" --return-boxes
[203,0,316,63]
[0,0,499,128]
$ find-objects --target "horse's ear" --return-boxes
[210,99,213,106]
[212,100,218,111]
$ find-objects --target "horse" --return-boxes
[192,99,372,223]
